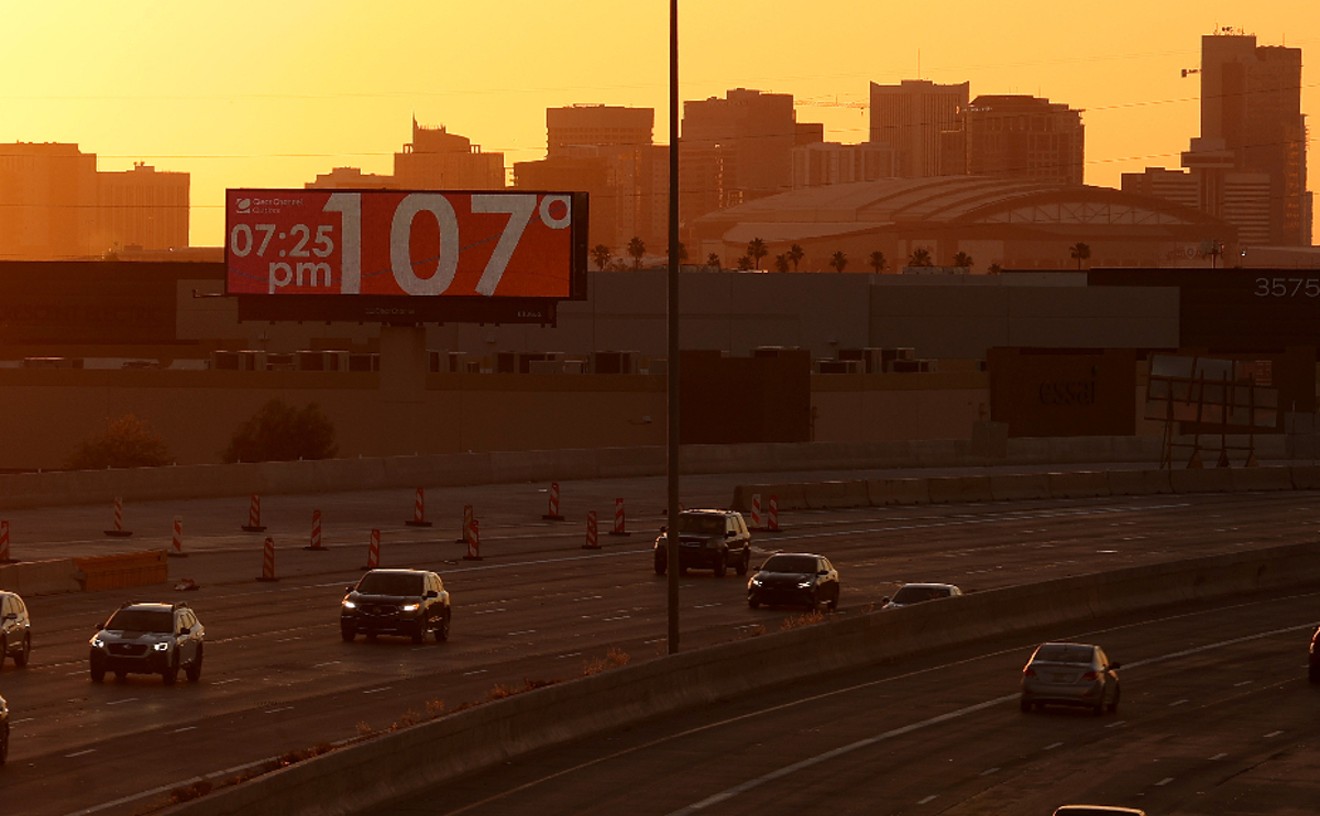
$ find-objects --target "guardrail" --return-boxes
[732,464,1307,513]
[159,540,1320,816]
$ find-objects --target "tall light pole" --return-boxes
[666,0,681,654]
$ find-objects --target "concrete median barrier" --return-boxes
[1046,471,1111,499]
[160,540,1320,816]
[989,473,1051,502]
[73,550,169,592]
[0,558,82,595]
[925,475,994,504]
[1291,465,1320,490]
[1169,467,1234,495]
[1106,468,1173,496]
[802,480,870,509]
[866,478,930,506]
[1229,466,1295,493]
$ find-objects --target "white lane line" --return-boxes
[1155,777,1174,786]
[556,652,583,660]
[172,726,197,733]
[694,603,722,609]
[264,706,293,714]
[275,636,301,643]
[13,717,35,725]
[362,687,392,695]
[66,749,96,758]
[66,669,86,677]
[106,698,137,706]
[474,608,507,616]
[1234,680,1253,687]
[1044,742,1064,751]
[980,767,999,776]
[917,795,938,805]
[1264,730,1284,738]
[211,678,241,686]
[1170,699,1189,706]
[1210,752,1228,760]
[508,629,536,636]
[312,661,340,669]
[1105,720,1127,729]
[463,669,488,677]
[603,615,631,622]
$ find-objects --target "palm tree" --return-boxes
[747,237,769,270]
[705,252,721,271]
[830,250,848,273]
[1069,242,1091,270]
[787,243,805,272]
[987,263,1003,275]
[952,251,974,269]
[774,253,790,273]
[868,251,887,273]
[736,255,754,271]
[908,247,933,267]
[590,244,612,272]
[626,237,646,270]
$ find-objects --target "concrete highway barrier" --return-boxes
[160,539,1320,816]
[867,477,930,506]
[802,480,870,509]
[925,475,994,504]
[1045,470,1111,499]
[988,472,1052,502]
[1169,467,1234,495]
[1106,468,1173,496]
[73,550,169,592]
[1228,466,1295,493]
[0,557,82,595]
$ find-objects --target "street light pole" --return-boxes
[666,0,681,654]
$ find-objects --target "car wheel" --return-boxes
[341,626,356,643]
[186,645,204,683]
[1106,684,1120,714]
[828,588,839,612]
[0,635,6,667]
[736,550,750,577]
[435,610,450,643]
[90,657,106,683]
[748,595,760,609]
[653,553,666,576]
[1019,697,1031,713]
[163,653,179,686]
[114,671,126,683]
[1309,663,1320,684]
[0,724,7,766]
[412,621,427,644]
[14,635,30,668]
[713,552,727,578]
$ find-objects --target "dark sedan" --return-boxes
[747,552,840,612]
[341,568,451,644]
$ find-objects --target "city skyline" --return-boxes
[2,1,1316,246]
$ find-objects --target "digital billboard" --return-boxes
[225,189,587,324]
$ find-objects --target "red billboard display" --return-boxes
[225,189,587,324]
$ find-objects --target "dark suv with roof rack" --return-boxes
[89,602,205,685]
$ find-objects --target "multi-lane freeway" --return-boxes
[0,469,1317,816]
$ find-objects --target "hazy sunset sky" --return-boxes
[3,1,1316,246]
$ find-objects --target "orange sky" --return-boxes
[2,1,1316,246]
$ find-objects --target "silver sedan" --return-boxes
[1020,641,1121,715]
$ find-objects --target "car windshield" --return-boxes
[107,609,173,633]
[761,555,817,573]
[1034,644,1095,664]
[356,573,425,596]
[892,585,948,604]
[677,514,725,535]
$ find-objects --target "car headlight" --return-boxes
[153,641,171,652]
[400,603,420,612]
[749,576,763,587]
[91,636,106,649]
[342,600,358,610]
[796,580,813,589]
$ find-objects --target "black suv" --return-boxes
[653,509,752,577]
[0,591,32,668]
[341,568,451,643]
[89,602,205,685]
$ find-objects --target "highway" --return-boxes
[0,471,1317,815]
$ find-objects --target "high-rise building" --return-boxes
[393,119,505,190]
[680,88,815,223]
[1193,32,1308,245]
[792,142,896,188]
[869,80,969,177]
[514,105,666,255]
[954,95,1085,185]
[1123,32,1311,246]
[0,143,188,259]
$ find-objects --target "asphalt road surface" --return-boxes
[0,469,1317,816]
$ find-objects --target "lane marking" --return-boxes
[1264,730,1284,738]
[172,726,197,733]
[106,698,137,706]
[264,706,293,714]
[66,749,96,758]
[1155,777,1174,786]
[918,795,938,805]
[556,652,583,660]
[508,629,536,636]
[1044,742,1063,750]
[1170,699,1189,706]
[980,767,999,776]
[463,669,488,677]
[1210,752,1228,760]
[362,687,392,695]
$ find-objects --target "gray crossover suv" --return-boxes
[89,602,205,685]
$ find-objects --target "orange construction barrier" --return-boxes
[305,509,326,551]
[364,528,381,570]
[542,481,565,521]
[767,494,782,532]
[169,516,187,558]
[257,537,278,582]
[463,518,483,561]
[104,496,133,538]
[241,494,267,532]
[0,519,12,563]
[405,487,433,527]
[582,510,601,550]
[608,497,630,537]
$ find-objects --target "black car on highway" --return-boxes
[341,568,451,644]
[1309,625,1319,684]
[89,602,205,685]
[653,509,752,577]
[747,552,840,611]
[0,591,32,669]
[0,691,9,765]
